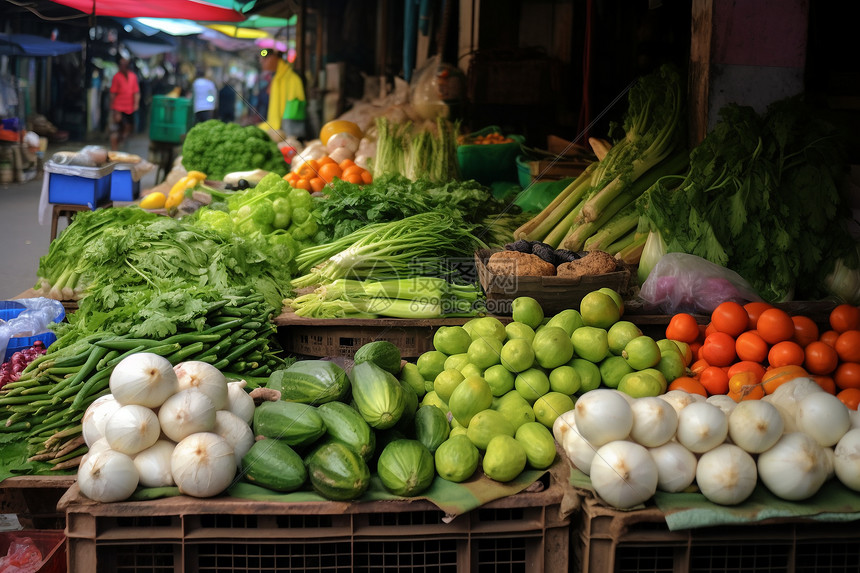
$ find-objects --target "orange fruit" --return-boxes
[835,330,860,363]
[761,364,808,394]
[791,315,819,348]
[830,304,860,333]
[666,313,701,344]
[735,331,769,363]
[834,362,860,391]
[338,158,356,171]
[756,308,795,345]
[309,177,326,193]
[711,301,749,337]
[668,376,708,397]
[317,162,343,183]
[360,170,373,184]
[837,387,860,410]
[767,340,805,368]
[727,361,766,384]
[803,340,839,375]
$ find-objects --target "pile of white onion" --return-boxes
[553,379,860,510]
[78,353,256,503]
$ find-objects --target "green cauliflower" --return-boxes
[181,120,288,181]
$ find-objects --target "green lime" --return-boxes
[656,349,686,384]
[433,326,473,355]
[444,353,470,372]
[617,371,664,399]
[416,350,448,381]
[470,317,507,343]
[420,390,449,414]
[548,365,581,395]
[459,363,484,380]
[569,358,602,393]
[598,355,635,389]
[532,326,574,369]
[484,364,516,396]
[511,296,545,329]
[607,320,643,356]
[505,321,536,343]
[467,336,503,370]
[639,368,668,393]
[622,335,662,370]
[597,287,625,316]
[514,368,551,404]
[466,409,516,450]
[433,368,465,403]
[545,309,585,336]
[491,390,536,431]
[434,434,479,482]
[500,338,535,373]
[532,391,576,429]
[571,326,610,363]
[482,435,527,482]
[449,376,493,427]
[399,362,427,398]
[579,290,621,329]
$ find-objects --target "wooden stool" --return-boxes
[50,201,113,241]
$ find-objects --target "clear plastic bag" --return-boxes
[0,537,42,572]
[638,253,763,315]
[0,298,65,361]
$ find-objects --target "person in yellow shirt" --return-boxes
[258,50,306,139]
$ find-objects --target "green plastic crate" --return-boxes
[149,96,192,143]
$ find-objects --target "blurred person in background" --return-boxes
[257,49,306,139]
[192,68,218,124]
[219,78,237,123]
[109,57,140,150]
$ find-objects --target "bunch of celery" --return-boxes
[291,212,486,289]
[286,278,483,319]
[373,116,460,183]
[512,65,688,262]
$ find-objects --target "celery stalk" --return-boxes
[513,163,598,241]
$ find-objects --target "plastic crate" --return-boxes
[1,300,65,362]
[457,127,524,185]
[44,160,114,206]
[149,96,192,144]
[572,495,860,573]
[0,529,66,573]
[109,164,140,201]
[274,313,480,359]
[62,479,569,573]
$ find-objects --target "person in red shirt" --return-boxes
[109,57,140,150]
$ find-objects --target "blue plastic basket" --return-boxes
[1,301,65,362]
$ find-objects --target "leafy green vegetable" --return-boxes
[181,120,288,180]
[373,116,460,183]
[637,96,855,302]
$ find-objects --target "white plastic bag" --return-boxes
[0,298,65,360]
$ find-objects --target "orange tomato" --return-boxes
[666,313,701,344]
[735,330,769,363]
[285,172,299,183]
[727,381,765,402]
[767,340,806,368]
[744,301,774,330]
[756,307,795,345]
[343,172,364,185]
[711,301,749,337]
[360,170,373,184]
[727,361,766,384]
[834,362,860,391]
[830,304,860,333]
[296,158,319,179]
[317,162,343,183]
[819,329,840,348]
[761,364,809,394]
[701,331,737,367]
[309,177,326,193]
[341,165,365,179]
[809,374,837,394]
[835,330,860,363]
[803,340,839,375]
[700,365,730,396]
[704,322,717,337]
[338,158,356,171]
[316,155,335,166]
[292,177,311,191]
[690,358,710,376]
[837,387,860,410]
[668,376,709,397]
[791,315,820,348]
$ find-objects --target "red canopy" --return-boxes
[48,0,245,22]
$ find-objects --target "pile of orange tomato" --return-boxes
[284,156,372,193]
[664,301,860,410]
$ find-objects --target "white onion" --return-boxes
[77,449,139,503]
[82,394,122,447]
[158,388,217,443]
[762,377,823,433]
[728,400,784,454]
[850,409,860,430]
[590,440,658,509]
[109,352,178,408]
[630,397,678,447]
[834,428,860,491]
[757,432,829,501]
[696,443,758,505]
[174,361,228,410]
[226,380,256,424]
[171,432,237,498]
[214,410,255,467]
[823,446,836,481]
[104,404,161,455]
[659,389,703,414]
[560,419,597,475]
[649,441,697,493]
[574,389,633,447]
[795,391,851,447]
[133,439,176,488]
[552,409,577,444]
[81,437,112,467]
[676,402,728,453]
[706,394,738,418]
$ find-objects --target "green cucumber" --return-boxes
[267,360,349,404]
[349,361,405,430]
[414,404,450,454]
[241,439,307,492]
[252,401,326,447]
[306,441,371,501]
[316,401,376,461]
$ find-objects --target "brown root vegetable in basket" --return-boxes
[556,250,618,279]
[487,251,556,277]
